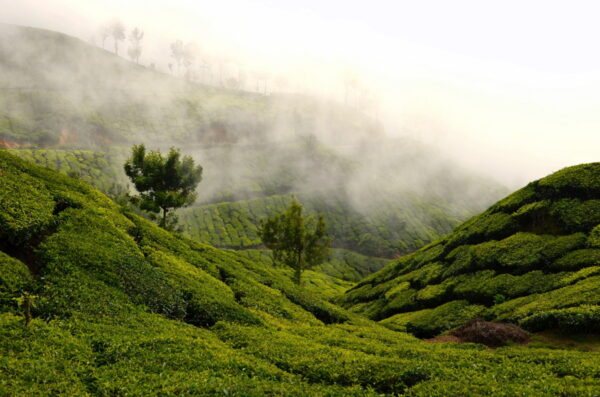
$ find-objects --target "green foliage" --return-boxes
[8,149,127,196]
[233,249,355,299]
[0,253,33,313]
[0,170,55,244]
[520,305,600,333]
[536,163,600,198]
[444,212,517,250]
[542,232,587,260]
[589,224,600,248]
[343,162,600,337]
[490,184,537,213]
[550,199,600,233]
[214,322,431,394]
[3,152,600,395]
[124,144,202,228]
[180,193,456,259]
[259,199,330,285]
[405,300,485,338]
[489,275,600,323]
[12,291,37,326]
[552,249,600,271]
[144,249,260,327]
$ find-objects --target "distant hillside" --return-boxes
[0,23,381,148]
[5,148,125,194]
[180,193,457,257]
[3,151,600,395]
[8,144,505,267]
[340,163,600,337]
[0,23,508,281]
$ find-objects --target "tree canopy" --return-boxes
[124,144,202,228]
[259,199,330,285]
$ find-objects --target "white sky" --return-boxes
[1,0,599,186]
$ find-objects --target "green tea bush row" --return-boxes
[343,163,600,335]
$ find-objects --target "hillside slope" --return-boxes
[0,23,379,148]
[0,23,507,282]
[3,151,600,395]
[341,163,600,337]
[6,141,503,260]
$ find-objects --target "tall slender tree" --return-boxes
[98,24,110,49]
[183,42,198,80]
[170,40,185,76]
[110,20,125,55]
[127,27,144,64]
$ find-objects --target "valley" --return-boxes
[0,21,599,396]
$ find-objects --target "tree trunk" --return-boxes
[24,297,32,327]
[293,267,302,285]
[161,208,168,228]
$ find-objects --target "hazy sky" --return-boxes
[1,0,599,186]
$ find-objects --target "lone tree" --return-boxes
[127,27,144,64]
[170,40,185,75]
[98,24,110,49]
[124,144,202,229]
[258,199,330,285]
[109,19,125,55]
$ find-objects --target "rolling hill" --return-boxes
[340,163,600,338]
[2,150,600,395]
[0,23,508,282]
[0,23,379,148]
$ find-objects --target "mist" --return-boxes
[2,0,600,188]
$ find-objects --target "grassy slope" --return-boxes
[3,151,600,395]
[341,163,600,338]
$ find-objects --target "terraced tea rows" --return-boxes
[7,149,126,195]
[341,163,600,337]
[180,193,461,258]
[2,149,600,396]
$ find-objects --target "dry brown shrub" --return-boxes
[449,318,529,347]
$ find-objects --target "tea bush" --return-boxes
[3,149,600,395]
[343,163,600,336]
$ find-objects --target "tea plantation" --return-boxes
[341,163,600,339]
[2,148,600,395]
[5,147,464,278]
[6,149,126,195]
[179,193,459,258]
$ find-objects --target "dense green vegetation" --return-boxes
[7,147,467,258]
[235,248,389,283]
[179,193,460,257]
[0,23,509,289]
[6,149,126,195]
[342,163,600,338]
[3,151,600,395]
[4,23,600,395]
[258,199,330,284]
[124,144,203,228]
